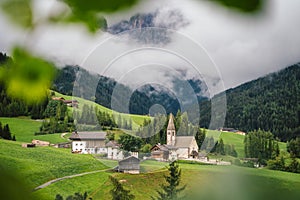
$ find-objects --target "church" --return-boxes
[150,114,199,161]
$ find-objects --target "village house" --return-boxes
[151,114,199,161]
[69,131,107,154]
[106,140,124,160]
[117,156,140,174]
[52,96,79,108]
[69,132,124,160]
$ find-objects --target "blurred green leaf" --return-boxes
[1,0,33,28]
[62,0,139,13]
[3,47,56,105]
[209,0,263,13]
[61,0,138,32]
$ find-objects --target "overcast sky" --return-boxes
[1,0,300,95]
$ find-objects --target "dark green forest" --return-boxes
[222,64,300,141]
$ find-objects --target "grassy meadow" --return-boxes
[32,161,300,200]
[0,117,69,144]
[0,139,107,188]
[207,130,287,158]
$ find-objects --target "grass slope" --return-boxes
[53,91,150,130]
[34,162,300,200]
[0,139,107,189]
[0,117,69,144]
[207,130,287,158]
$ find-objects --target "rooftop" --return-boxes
[175,136,195,148]
[69,131,107,140]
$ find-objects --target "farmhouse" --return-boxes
[117,156,140,174]
[106,140,124,160]
[151,114,199,161]
[218,128,246,136]
[69,131,107,154]
[52,96,79,108]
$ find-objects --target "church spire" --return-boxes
[167,113,176,146]
[167,113,176,130]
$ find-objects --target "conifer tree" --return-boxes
[152,161,186,200]
[109,176,135,200]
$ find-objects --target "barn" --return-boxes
[117,156,140,174]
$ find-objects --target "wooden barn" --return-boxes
[117,156,140,174]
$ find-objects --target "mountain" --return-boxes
[52,65,208,116]
[199,64,300,141]
[106,9,189,44]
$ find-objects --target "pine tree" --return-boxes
[109,176,135,200]
[2,124,12,140]
[152,161,186,200]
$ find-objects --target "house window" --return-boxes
[75,143,78,146]
[80,143,83,146]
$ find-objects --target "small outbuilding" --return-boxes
[32,140,50,147]
[117,156,140,174]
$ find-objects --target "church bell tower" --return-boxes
[167,113,176,146]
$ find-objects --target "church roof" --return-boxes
[175,136,195,148]
[167,113,176,130]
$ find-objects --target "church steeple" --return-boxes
[166,113,176,146]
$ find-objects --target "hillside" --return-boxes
[52,65,207,116]
[0,117,69,144]
[0,139,107,189]
[52,90,150,130]
[32,161,300,200]
[200,64,300,141]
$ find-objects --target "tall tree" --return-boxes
[118,134,142,152]
[2,124,12,140]
[152,161,186,200]
[195,128,206,148]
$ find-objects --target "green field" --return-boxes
[32,161,300,200]
[207,130,287,158]
[0,117,69,144]
[0,139,107,188]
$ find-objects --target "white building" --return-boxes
[69,131,124,160]
[70,131,107,154]
[106,141,124,160]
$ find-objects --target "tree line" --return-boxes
[244,129,299,173]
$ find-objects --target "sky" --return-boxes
[1,0,300,96]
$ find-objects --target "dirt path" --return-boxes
[60,132,69,139]
[33,169,108,191]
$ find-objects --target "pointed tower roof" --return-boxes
[167,113,176,130]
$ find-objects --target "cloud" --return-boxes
[0,0,300,95]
